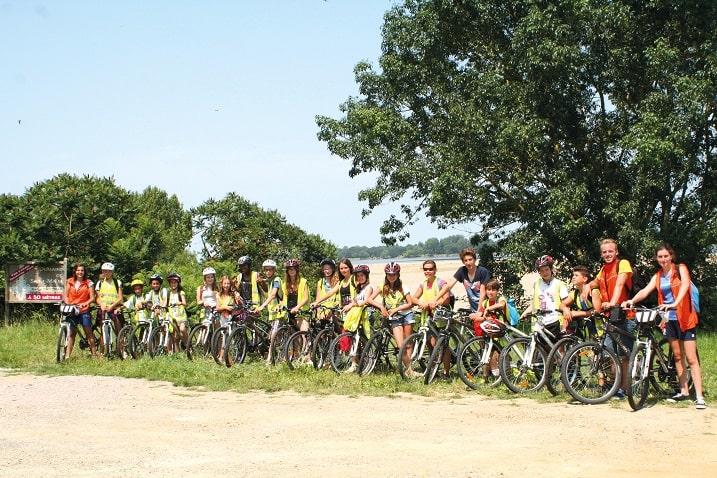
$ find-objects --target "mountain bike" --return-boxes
[211,304,250,366]
[56,303,97,362]
[309,306,343,370]
[396,306,446,380]
[99,309,123,359]
[267,308,300,366]
[148,306,174,357]
[560,308,637,404]
[225,302,270,366]
[457,321,529,389]
[186,306,219,360]
[626,307,698,410]
[358,314,402,376]
[423,308,475,384]
[283,309,326,370]
[328,307,380,374]
[498,310,565,393]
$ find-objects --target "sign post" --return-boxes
[4,259,68,325]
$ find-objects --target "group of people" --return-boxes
[61,238,706,409]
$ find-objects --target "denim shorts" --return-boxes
[389,312,415,328]
[67,312,92,329]
[605,319,636,357]
[664,321,696,341]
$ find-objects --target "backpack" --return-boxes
[677,265,701,314]
[506,298,520,326]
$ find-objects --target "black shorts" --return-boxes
[664,321,696,341]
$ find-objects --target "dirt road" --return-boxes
[1,373,715,477]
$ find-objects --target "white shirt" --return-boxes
[537,278,569,325]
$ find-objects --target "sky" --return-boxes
[1,1,477,247]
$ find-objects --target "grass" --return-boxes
[1,320,714,402]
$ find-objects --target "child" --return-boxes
[166,272,188,348]
[197,267,218,322]
[473,279,508,379]
[340,264,374,373]
[123,279,149,324]
[561,265,601,338]
[282,259,310,330]
[520,255,569,337]
[255,259,284,365]
[217,275,240,326]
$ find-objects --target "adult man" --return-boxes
[435,247,491,320]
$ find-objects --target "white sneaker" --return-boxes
[345,363,357,374]
[696,398,707,410]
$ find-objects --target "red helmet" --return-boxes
[534,255,555,269]
[384,262,401,274]
[284,259,300,269]
[354,264,370,276]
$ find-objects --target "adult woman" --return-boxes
[412,259,452,325]
[282,259,310,330]
[62,263,97,358]
[623,243,706,409]
[340,264,374,373]
[369,262,414,370]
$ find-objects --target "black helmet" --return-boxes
[237,255,252,267]
[149,273,163,283]
[167,272,181,282]
[320,258,336,269]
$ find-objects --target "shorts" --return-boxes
[389,312,415,328]
[67,312,92,329]
[604,319,636,357]
[96,309,120,326]
[664,321,696,341]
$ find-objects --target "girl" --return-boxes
[341,264,374,373]
[474,279,508,379]
[624,243,706,409]
[196,267,218,322]
[282,259,310,331]
[166,272,188,349]
[124,279,149,325]
[62,263,97,358]
[256,259,284,365]
[369,262,414,370]
[312,259,341,319]
[216,275,240,326]
[311,258,355,309]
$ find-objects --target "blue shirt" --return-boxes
[659,274,678,320]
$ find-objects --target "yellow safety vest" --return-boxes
[96,278,121,308]
[238,271,263,305]
[315,278,340,308]
[282,277,310,312]
[419,277,441,324]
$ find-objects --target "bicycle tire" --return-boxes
[148,326,166,358]
[130,323,149,359]
[56,325,68,363]
[329,332,363,374]
[226,326,248,367]
[397,331,433,381]
[627,341,651,410]
[211,327,228,366]
[424,335,448,385]
[269,325,294,365]
[457,336,502,389]
[499,337,548,393]
[186,324,209,360]
[545,336,579,396]
[284,330,311,370]
[560,341,621,404]
[117,324,134,360]
[102,322,114,359]
[311,328,334,370]
[654,337,697,397]
[358,332,383,376]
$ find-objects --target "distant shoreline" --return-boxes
[346,255,457,265]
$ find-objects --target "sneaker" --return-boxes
[695,398,707,410]
[667,392,690,403]
[612,389,626,400]
[345,363,357,374]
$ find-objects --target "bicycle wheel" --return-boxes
[381,334,401,373]
[311,328,334,370]
[211,328,228,366]
[148,327,166,358]
[186,324,209,360]
[499,337,548,393]
[424,335,448,385]
[457,336,502,389]
[561,341,620,404]
[284,331,311,371]
[654,337,697,397]
[56,326,68,363]
[359,333,383,376]
[627,341,651,410]
[226,327,248,367]
[117,324,134,360]
[102,323,114,359]
[269,325,294,365]
[545,336,579,396]
[398,331,432,381]
[329,332,363,373]
[130,323,149,359]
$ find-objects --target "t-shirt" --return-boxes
[659,274,678,321]
[535,278,569,325]
[239,276,252,302]
[596,259,633,304]
[453,266,491,311]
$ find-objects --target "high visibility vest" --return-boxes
[282,277,310,312]
[238,271,263,305]
[315,278,340,308]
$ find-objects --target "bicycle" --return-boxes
[211,303,251,366]
[186,306,219,360]
[328,307,380,374]
[225,303,271,366]
[626,306,698,410]
[457,320,529,389]
[56,303,97,362]
[358,313,402,376]
[559,307,637,404]
[99,309,124,359]
[148,306,175,358]
[498,310,566,393]
[309,306,343,370]
[423,308,476,384]
[283,309,326,370]
[396,306,447,381]
[266,308,299,366]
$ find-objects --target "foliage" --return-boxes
[317,0,717,325]
[339,234,470,258]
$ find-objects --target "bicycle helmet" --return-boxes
[167,272,181,282]
[320,258,336,269]
[101,262,115,271]
[202,267,216,276]
[534,255,554,269]
[284,259,300,269]
[384,262,401,274]
[262,259,277,269]
[149,273,163,283]
[237,255,252,267]
[130,279,144,288]
[480,319,507,338]
[354,264,370,276]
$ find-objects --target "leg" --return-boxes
[681,339,704,398]
[65,326,77,359]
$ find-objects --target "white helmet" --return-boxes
[101,262,115,271]
[202,267,216,276]
[262,259,277,269]
[480,320,507,338]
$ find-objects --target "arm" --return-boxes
[367,288,387,316]
[391,293,413,314]
[434,277,458,303]
[312,282,340,307]
[196,286,203,307]
[291,282,310,314]
[623,275,657,307]
[180,291,187,307]
[63,281,70,304]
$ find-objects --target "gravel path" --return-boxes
[1,372,715,477]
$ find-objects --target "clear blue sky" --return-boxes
[1,1,476,247]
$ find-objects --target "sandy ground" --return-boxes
[1,372,715,477]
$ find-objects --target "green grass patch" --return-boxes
[1,320,714,401]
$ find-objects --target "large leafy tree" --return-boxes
[317,0,717,314]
